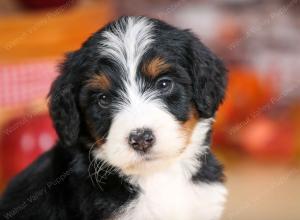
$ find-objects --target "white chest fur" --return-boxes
[115,165,227,220]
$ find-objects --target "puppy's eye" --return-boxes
[97,93,111,108]
[155,77,173,93]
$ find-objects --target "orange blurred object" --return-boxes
[214,67,277,147]
[237,116,295,161]
[0,1,115,63]
[218,67,276,124]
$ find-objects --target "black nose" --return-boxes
[128,128,155,153]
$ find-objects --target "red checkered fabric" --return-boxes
[0,61,59,107]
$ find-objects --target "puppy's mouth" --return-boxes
[122,151,182,175]
[144,154,159,161]
[140,153,168,162]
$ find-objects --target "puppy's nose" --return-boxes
[128,128,155,153]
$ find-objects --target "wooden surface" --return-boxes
[0,1,115,63]
[222,160,300,220]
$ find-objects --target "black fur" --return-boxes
[0,145,138,220]
[0,16,227,220]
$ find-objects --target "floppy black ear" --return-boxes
[186,33,227,118]
[49,52,82,146]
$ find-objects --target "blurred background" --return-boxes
[0,0,299,219]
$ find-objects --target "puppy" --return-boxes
[0,16,228,220]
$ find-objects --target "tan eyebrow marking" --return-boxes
[143,57,171,77]
[86,74,111,90]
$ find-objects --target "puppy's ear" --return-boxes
[186,32,227,118]
[49,52,82,146]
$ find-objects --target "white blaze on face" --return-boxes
[99,16,153,80]
[95,17,209,175]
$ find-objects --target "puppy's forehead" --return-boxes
[98,16,154,81]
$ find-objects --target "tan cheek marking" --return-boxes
[181,106,199,148]
[95,138,105,146]
[85,118,105,147]
[86,74,110,90]
[143,57,170,77]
